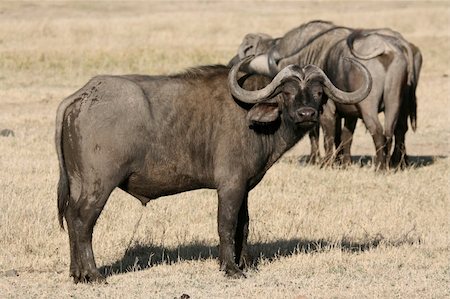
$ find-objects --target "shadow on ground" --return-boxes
[99,233,420,277]
[297,155,446,168]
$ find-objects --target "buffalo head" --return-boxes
[228,56,372,129]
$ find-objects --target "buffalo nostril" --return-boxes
[297,108,317,119]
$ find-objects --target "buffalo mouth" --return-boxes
[295,119,318,128]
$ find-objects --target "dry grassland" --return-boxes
[0,1,449,298]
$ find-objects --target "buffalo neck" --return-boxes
[254,114,309,174]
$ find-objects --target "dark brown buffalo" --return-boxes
[56,57,371,283]
[230,20,422,169]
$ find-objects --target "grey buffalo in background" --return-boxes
[230,20,422,169]
[346,28,422,167]
[55,57,371,282]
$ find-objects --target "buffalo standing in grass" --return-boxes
[346,28,422,167]
[231,20,422,169]
[56,57,371,283]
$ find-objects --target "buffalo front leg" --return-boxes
[320,111,338,167]
[234,194,252,269]
[307,123,321,164]
[217,183,247,278]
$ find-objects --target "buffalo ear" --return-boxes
[247,103,280,125]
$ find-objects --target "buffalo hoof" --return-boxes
[221,262,246,279]
[373,160,387,171]
[339,154,352,167]
[317,152,340,168]
[306,154,320,165]
[390,154,409,170]
[71,269,107,284]
[238,252,254,270]
[227,268,246,279]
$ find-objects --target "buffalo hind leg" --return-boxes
[65,206,83,282]
[383,57,407,169]
[217,182,247,278]
[234,194,252,269]
[391,109,409,169]
[361,114,387,170]
[65,181,114,283]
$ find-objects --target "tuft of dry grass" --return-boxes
[0,1,449,298]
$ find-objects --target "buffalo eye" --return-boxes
[282,90,293,98]
[317,91,323,98]
[282,83,299,102]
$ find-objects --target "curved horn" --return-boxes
[228,56,303,104]
[304,58,372,104]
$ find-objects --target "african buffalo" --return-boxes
[56,56,371,283]
[230,20,421,169]
[346,28,422,167]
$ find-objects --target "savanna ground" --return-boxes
[0,1,449,298]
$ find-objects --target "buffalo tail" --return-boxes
[55,97,73,230]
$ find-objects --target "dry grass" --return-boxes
[0,1,449,298]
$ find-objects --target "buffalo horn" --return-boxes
[304,58,372,104]
[228,56,303,104]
